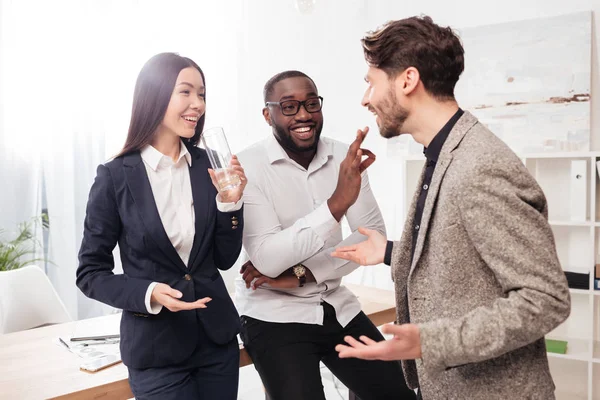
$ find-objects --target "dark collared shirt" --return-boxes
[384,108,464,266]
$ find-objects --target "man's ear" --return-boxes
[262,107,272,126]
[396,67,420,96]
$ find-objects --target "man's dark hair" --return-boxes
[362,16,464,100]
[263,70,316,102]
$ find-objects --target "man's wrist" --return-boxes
[327,197,346,222]
[218,193,242,204]
[304,268,316,283]
[298,274,306,287]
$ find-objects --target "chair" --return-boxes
[0,265,72,334]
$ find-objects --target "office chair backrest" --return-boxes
[0,265,72,334]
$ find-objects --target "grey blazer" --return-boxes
[391,111,571,400]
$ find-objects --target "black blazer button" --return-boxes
[184,274,192,281]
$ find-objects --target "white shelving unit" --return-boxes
[399,151,600,400]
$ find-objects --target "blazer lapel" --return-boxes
[409,111,478,275]
[187,147,211,271]
[123,152,187,272]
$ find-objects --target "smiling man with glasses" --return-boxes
[233,70,416,400]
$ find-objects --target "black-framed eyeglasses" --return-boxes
[265,96,324,116]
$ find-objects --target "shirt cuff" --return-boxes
[215,195,243,212]
[304,202,339,242]
[145,282,163,315]
[384,241,393,266]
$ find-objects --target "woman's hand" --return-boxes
[208,155,247,203]
[150,283,211,312]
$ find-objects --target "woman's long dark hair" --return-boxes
[116,53,206,157]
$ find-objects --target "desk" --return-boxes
[0,284,396,400]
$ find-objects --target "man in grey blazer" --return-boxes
[332,16,571,400]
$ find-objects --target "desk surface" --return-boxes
[0,283,396,400]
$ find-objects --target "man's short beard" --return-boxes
[273,124,321,153]
[378,89,408,138]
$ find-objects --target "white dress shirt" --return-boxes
[140,141,242,314]
[235,136,386,327]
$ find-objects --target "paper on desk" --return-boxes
[56,313,122,359]
[71,312,121,338]
[56,336,121,359]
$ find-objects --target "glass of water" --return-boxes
[201,127,242,192]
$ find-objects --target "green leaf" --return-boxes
[0,215,51,272]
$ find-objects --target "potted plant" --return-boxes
[0,214,49,272]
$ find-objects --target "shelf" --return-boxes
[520,151,600,159]
[398,151,600,161]
[567,289,600,296]
[568,289,600,296]
[546,336,590,362]
[549,220,596,227]
[593,341,600,363]
[548,355,589,400]
[569,288,592,295]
